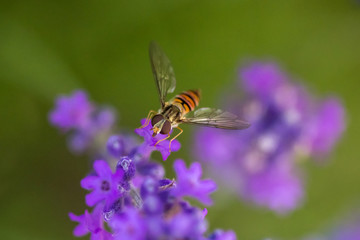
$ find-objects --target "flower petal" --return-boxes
[93,160,113,178]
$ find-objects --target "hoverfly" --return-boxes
[140,41,250,151]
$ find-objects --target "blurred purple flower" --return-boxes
[68,131,92,153]
[239,62,287,99]
[49,90,117,155]
[168,208,208,239]
[49,90,93,130]
[299,98,345,158]
[241,157,304,214]
[109,207,146,240]
[107,135,125,158]
[92,108,116,131]
[194,61,345,214]
[172,159,217,205]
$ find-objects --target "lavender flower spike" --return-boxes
[194,61,346,214]
[49,89,240,239]
[172,159,217,205]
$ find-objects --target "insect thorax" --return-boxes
[160,104,182,124]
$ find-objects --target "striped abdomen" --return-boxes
[172,89,201,115]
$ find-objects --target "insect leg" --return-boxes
[154,133,171,146]
[139,110,157,129]
[168,127,183,152]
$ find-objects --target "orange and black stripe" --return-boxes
[173,89,201,114]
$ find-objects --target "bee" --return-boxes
[140,41,250,150]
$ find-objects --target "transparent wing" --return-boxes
[149,41,176,107]
[181,108,250,130]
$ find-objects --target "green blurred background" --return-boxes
[0,0,359,239]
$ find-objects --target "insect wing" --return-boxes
[149,41,176,108]
[181,107,250,130]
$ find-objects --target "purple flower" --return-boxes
[143,194,163,215]
[194,127,240,164]
[49,90,118,155]
[299,98,345,158]
[167,208,208,239]
[144,215,165,239]
[69,211,88,237]
[68,131,92,154]
[69,204,112,240]
[140,177,159,197]
[92,108,116,131]
[172,159,217,205]
[135,119,181,161]
[69,156,222,240]
[81,160,124,207]
[239,61,287,99]
[107,135,125,158]
[193,61,345,214]
[49,90,93,131]
[135,161,165,180]
[109,207,145,240]
[107,134,139,160]
[51,90,238,239]
[241,157,304,214]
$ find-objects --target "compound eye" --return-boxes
[160,120,171,134]
[151,114,164,127]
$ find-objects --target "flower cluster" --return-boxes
[49,90,117,154]
[49,91,181,161]
[50,90,236,240]
[194,61,345,214]
[70,156,221,240]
